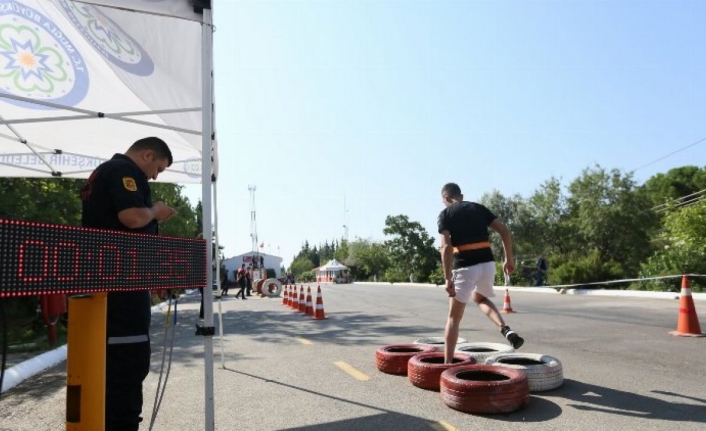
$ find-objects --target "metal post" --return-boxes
[200,6,216,431]
[66,293,107,431]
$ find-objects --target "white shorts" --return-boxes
[452,262,496,303]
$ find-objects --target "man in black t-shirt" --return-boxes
[437,182,524,363]
[81,137,177,431]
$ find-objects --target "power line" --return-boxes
[633,135,706,172]
[651,188,706,210]
[656,194,706,214]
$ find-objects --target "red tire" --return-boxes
[255,279,266,295]
[375,344,436,375]
[439,365,529,414]
[407,352,476,391]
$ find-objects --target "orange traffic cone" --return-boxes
[290,285,299,310]
[282,284,289,306]
[669,276,704,337]
[298,286,306,313]
[305,287,314,316]
[501,289,515,313]
[313,285,327,320]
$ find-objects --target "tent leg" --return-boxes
[201,6,216,431]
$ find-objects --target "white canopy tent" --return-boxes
[0,0,217,429]
[316,259,348,283]
[319,259,347,271]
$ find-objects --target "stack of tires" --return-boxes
[375,337,564,415]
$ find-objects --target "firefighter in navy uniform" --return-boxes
[80,137,177,431]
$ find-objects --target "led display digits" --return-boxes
[0,219,207,297]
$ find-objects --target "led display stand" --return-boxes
[0,219,207,431]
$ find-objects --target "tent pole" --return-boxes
[200,7,216,431]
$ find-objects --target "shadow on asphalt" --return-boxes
[545,379,706,423]
[224,367,564,427]
[278,413,444,431]
[150,294,443,370]
[0,363,65,403]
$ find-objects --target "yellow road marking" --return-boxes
[429,420,458,431]
[297,337,313,345]
[334,361,370,381]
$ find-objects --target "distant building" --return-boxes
[222,252,283,281]
[316,259,350,283]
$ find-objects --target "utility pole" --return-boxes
[248,184,258,261]
[342,195,349,242]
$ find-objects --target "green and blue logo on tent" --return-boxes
[0,0,89,109]
[59,0,154,76]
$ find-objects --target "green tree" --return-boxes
[0,178,82,224]
[151,184,199,237]
[383,215,438,282]
[641,166,706,208]
[527,177,574,255]
[290,257,315,278]
[639,199,706,291]
[347,239,390,280]
[564,166,657,277]
[334,239,349,263]
[479,190,536,259]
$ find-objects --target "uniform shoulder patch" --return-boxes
[122,177,138,192]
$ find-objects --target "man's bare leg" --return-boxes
[472,291,525,349]
[445,298,466,363]
[471,291,505,328]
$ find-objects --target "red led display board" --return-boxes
[0,219,207,298]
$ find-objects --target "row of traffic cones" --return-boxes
[498,276,703,336]
[282,284,327,320]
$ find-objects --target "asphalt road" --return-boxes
[1,283,705,431]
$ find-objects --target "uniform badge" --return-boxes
[122,177,137,192]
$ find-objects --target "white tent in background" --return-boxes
[0,1,217,429]
[316,259,349,283]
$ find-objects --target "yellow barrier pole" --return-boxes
[66,293,107,431]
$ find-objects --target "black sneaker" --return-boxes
[501,325,524,349]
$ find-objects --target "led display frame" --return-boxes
[0,219,207,297]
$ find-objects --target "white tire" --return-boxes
[484,353,564,392]
[262,279,283,298]
[454,342,514,363]
[413,337,467,352]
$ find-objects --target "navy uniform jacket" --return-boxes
[80,154,156,339]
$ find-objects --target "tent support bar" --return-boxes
[0,94,201,135]
[0,114,62,175]
[0,108,202,126]
[0,132,202,180]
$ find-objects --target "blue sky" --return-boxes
[182,0,706,268]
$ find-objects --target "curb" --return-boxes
[385,282,706,301]
[1,345,67,393]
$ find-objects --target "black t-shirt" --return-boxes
[437,201,497,269]
[80,154,155,338]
